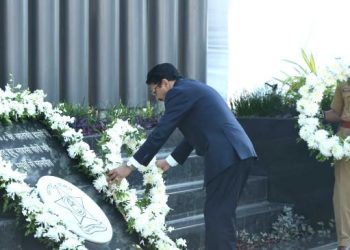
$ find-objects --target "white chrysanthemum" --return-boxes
[43,227,61,242]
[102,141,122,153]
[62,129,83,143]
[298,117,319,128]
[21,193,44,214]
[35,211,61,227]
[34,226,46,238]
[90,158,105,175]
[176,238,187,247]
[38,101,53,113]
[93,175,109,192]
[10,101,25,116]
[0,161,26,182]
[105,153,123,164]
[118,178,130,191]
[24,102,37,116]
[81,150,96,166]
[299,125,316,141]
[318,138,333,157]
[67,141,90,158]
[59,238,87,250]
[313,129,329,144]
[301,101,319,116]
[329,136,345,160]
[6,182,31,199]
[127,205,141,219]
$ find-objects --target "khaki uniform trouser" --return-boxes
[334,127,350,247]
[334,159,350,246]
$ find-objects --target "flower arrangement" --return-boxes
[0,84,86,249]
[297,59,350,161]
[0,83,186,249]
[98,120,186,249]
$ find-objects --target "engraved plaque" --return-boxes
[0,121,86,186]
[37,176,113,244]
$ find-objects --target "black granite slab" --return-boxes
[0,121,139,249]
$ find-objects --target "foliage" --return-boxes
[105,101,160,129]
[237,206,335,249]
[231,84,296,118]
[58,101,161,136]
[58,103,106,135]
[275,49,333,111]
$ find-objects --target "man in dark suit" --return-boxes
[108,63,257,250]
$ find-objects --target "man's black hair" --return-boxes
[146,63,183,85]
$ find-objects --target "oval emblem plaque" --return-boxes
[37,176,113,244]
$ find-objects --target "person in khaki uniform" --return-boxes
[325,81,350,250]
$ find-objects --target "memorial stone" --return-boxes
[0,121,139,249]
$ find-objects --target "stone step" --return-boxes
[0,218,22,250]
[125,153,205,189]
[85,133,265,187]
[168,201,287,250]
[309,241,337,250]
[83,128,183,153]
[165,175,267,220]
[157,151,263,183]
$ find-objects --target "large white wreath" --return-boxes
[0,84,186,249]
[297,59,350,160]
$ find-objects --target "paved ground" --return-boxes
[309,242,337,250]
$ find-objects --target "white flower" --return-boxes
[90,158,105,175]
[93,175,108,192]
[297,59,350,162]
[43,227,61,242]
[0,161,26,182]
[176,238,187,247]
[118,178,130,191]
[127,206,141,219]
[21,193,44,214]
[329,136,344,160]
[6,182,31,199]
[67,141,90,158]
[62,129,83,143]
[35,211,61,227]
[81,149,96,166]
[59,238,87,250]
[34,226,46,238]
[299,125,316,141]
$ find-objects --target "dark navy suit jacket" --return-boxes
[134,79,257,185]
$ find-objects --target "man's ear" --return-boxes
[161,78,169,86]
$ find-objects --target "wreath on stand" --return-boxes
[297,59,350,161]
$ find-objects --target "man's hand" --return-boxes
[107,165,132,184]
[156,159,171,172]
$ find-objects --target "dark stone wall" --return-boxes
[238,118,334,225]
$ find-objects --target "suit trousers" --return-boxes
[334,158,350,247]
[204,157,253,250]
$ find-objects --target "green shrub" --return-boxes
[231,85,296,118]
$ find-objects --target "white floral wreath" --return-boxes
[297,59,350,160]
[0,84,186,249]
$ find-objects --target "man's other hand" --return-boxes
[156,159,171,172]
[107,165,132,184]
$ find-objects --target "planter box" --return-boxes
[238,117,334,224]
